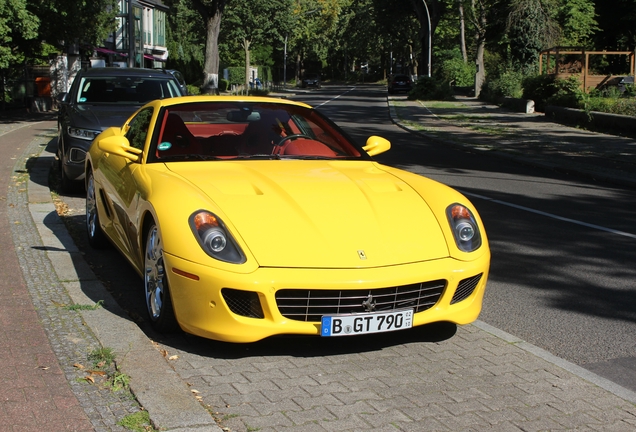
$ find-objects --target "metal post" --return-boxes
[284,35,287,88]
[422,0,431,77]
[128,0,135,67]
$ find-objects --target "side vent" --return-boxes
[221,288,265,319]
[450,274,483,304]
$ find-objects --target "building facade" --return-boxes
[99,0,169,68]
[49,0,169,103]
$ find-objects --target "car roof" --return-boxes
[78,67,176,78]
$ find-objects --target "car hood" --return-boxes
[69,104,141,130]
[167,161,450,268]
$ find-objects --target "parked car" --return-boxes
[160,69,188,95]
[84,95,490,342]
[56,67,185,191]
[388,74,412,94]
[301,73,321,88]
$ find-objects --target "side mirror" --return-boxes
[97,132,142,162]
[56,92,68,103]
[362,136,391,157]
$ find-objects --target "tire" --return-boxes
[57,150,82,194]
[144,223,178,332]
[85,171,109,249]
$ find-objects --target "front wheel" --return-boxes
[144,223,178,332]
[85,171,109,249]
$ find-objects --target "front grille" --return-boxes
[276,280,446,322]
[450,273,483,304]
[221,288,264,318]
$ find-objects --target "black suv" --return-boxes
[301,73,321,89]
[56,67,185,191]
[388,74,412,94]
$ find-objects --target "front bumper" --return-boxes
[60,133,90,181]
[164,252,490,343]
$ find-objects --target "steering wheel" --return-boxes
[276,134,313,147]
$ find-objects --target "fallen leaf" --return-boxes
[84,376,95,383]
[160,349,168,357]
[38,366,49,370]
[87,370,107,376]
[73,363,85,369]
[168,355,179,360]
[191,389,200,394]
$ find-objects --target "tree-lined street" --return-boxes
[17,85,632,430]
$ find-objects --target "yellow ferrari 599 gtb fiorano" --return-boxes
[84,96,490,343]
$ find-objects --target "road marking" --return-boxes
[316,87,357,107]
[463,191,636,240]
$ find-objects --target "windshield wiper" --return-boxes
[279,155,335,160]
[158,153,209,162]
[231,154,281,160]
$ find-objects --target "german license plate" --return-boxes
[320,309,413,337]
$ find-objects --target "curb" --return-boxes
[25,129,222,431]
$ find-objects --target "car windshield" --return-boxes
[149,102,367,162]
[76,76,182,104]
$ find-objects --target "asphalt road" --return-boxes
[291,85,636,392]
[54,83,636,419]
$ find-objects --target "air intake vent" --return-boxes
[221,288,264,319]
[451,274,483,304]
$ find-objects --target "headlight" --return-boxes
[189,211,246,264]
[446,204,482,252]
[68,127,101,141]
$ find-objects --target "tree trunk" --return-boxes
[459,0,467,63]
[295,52,301,84]
[472,0,487,97]
[410,44,418,77]
[202,9,222,92]
[243,38,251,89]
[474,37,485,97]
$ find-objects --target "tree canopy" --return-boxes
[2,0,628,94]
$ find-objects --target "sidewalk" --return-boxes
[0,116,220,431]
[2,99,636,431]
[388,96,636,189]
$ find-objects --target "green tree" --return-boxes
[31,0,118,56]
[286,0,344,82]
[593,0,636,51]
[164,0,206,85]
[507,0,561,72]
[557,0,598,48]
[221,0,292,87]
[372,0,420,77]
[0,0,40,69]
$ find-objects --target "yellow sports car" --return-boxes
[85,96,490,343]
